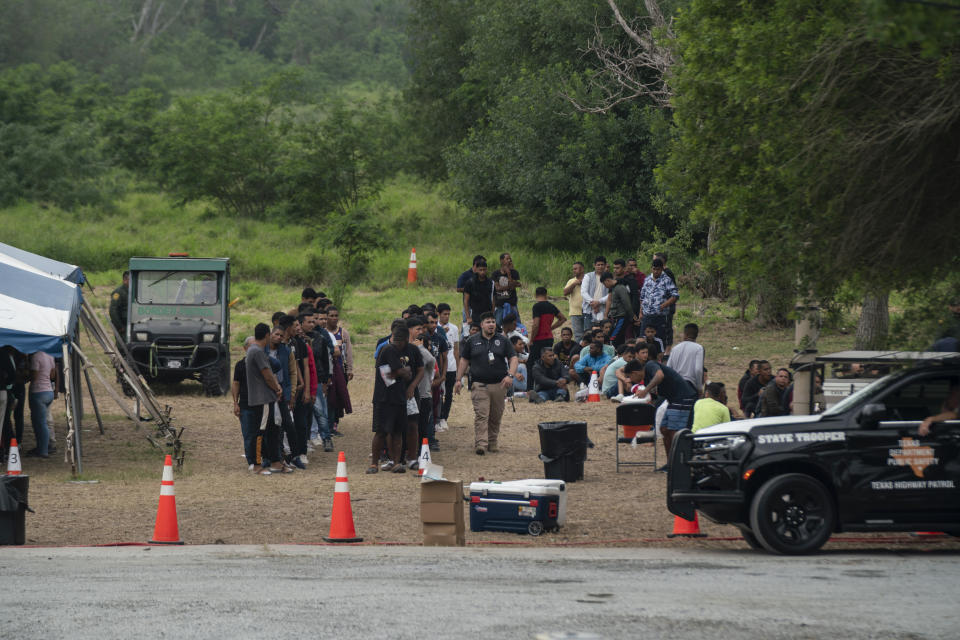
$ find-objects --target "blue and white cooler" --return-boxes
[468,479,567,536]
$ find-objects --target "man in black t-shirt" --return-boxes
[529,286,565,366]
[463,261,495,325]
[493,252,521,326]
[369,322,423,473]
[552,327,581,384]
[455,312,518,455]
[231,336,256,469]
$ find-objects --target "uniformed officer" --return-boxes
[109,271,129,337]
[454,311,518,455]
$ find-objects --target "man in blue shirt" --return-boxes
[638,257,678,352]
[574,340,613,378]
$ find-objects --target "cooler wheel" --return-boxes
[527,521,544,536]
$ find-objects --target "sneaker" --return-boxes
[391,462,407,473]
[299,454,309,465]
[365,466,378,474]
[331,428,344,437]
[248,464,255,472]
[323,438,333,452]
[611,394,624,403]
[380,459,395,470]
[291,458,306,470]
[258,468,272,476]
[438,419,449,432]
[475,447,485,456]
[407,460,419,471]
[487,443,498,453]
[307,444,316,453]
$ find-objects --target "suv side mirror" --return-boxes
[857,402,886,427]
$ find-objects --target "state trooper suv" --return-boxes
[667,353,960,554]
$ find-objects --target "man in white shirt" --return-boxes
[666,323,705,396]
[580,256,609,327]
[437,303,460,432]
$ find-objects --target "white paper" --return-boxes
[420,462,445,482]
[379,364,396,387]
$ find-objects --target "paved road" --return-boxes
[1,545,957,639]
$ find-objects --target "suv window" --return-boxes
[875,374,959,422]
[136,271,219,306]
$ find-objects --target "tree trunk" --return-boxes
[855,291,889,350]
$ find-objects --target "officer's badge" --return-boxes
[112,293,120,300]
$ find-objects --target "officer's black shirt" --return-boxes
[461,331,514,384]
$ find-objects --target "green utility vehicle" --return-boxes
[124,256,231,396]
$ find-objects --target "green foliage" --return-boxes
[889,268,960,350]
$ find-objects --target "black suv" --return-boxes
[667,357,960,554]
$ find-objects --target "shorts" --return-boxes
[372,402,407,435]
[661,406,693,431]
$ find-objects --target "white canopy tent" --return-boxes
[0,244,180,474]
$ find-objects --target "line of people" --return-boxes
[231,290,353,475]
[0,346,59,460]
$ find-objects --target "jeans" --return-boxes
[29,391,54,456]
[441,371,456,420]
[513,364,528,393]
[570,315,587,343]
[240,405,263,466]
[537,387,569,402]
[312,391,330,441]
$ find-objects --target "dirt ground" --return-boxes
[7,300,958,555]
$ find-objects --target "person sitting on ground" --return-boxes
[692,382,732,432]
[553,327,581,383]
[599,344,635,401]
[574,339,613,380]
[602,271,634,347]
[529,286,565,366]
[510,335,529,397]
[531,347,570,403]
[578,328,615,363]
[760,367,792,417]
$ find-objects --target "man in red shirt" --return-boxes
[529,286,566,366]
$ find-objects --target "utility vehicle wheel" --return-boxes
[201,360,230,397]
[118,371,136,398]
[527,521,544,536]
[738,526,764,551]
[749,473,835,555]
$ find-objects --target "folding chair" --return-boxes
[615,403,657,472]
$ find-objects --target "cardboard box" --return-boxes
[420,479,462,503]
[421,502,460,524]
[422,522,465,547]
[421,480,465,546]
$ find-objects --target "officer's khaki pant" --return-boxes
[470,382,506,449]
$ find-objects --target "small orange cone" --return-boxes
[6,438,22,475]
[667,512,707,538]
[407,247,418,284]
[417,438,431,477]
[587,370,601,403]
[149,454,183,545]
[324,452,363,543]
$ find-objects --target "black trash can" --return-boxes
[538,421,588,482]
[0,475,29,545]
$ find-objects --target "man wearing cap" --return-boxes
[455,311,518,455]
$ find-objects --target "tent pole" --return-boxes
[82,366,105,435]
[62,343,80,476]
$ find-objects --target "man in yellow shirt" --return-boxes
[692,382,732,432]
[563,261,585,342]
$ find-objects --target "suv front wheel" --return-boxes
[749,473,835,555]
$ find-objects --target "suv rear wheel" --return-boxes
[749,473,835,555]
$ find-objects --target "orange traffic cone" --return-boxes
[324,452,363,543]
[149,454,183,545]
[6,438,22,475]
[587,370,601,403]
[417,438,431,477]
[667,512,707,538]
[407,247,418,284]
